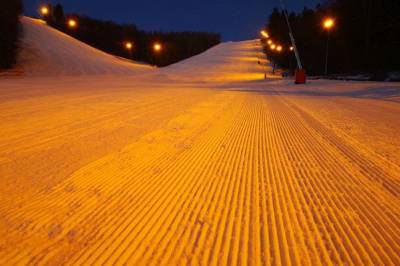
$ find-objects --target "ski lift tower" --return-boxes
[279,0,306,84]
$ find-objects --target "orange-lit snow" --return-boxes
[1,17,400,265]
[160,40,272,82]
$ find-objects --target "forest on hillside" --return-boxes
[0,0,23,69]
[263,0,400,78]
[42,4,220,67]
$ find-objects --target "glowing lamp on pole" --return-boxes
[124,41,133,58]
[152,42,162,66]
[323,17,335,76]
[153,43,162,53]
[40,6,49,16]
[260,30,269,39]
[68,19,77,29]
[323,18,335,30]
[125,42,133,50]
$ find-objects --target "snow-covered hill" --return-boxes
[13,17,270,81]
[16,17,151,76]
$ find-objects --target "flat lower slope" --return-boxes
[1,78,399,265]
[16,17,151,76]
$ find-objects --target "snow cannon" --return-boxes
[295,68,306,84]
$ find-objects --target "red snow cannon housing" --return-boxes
[295,68,306,84]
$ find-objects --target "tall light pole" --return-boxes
[125,41,133,59]
[152,42,162,66]
[323,18,335,76]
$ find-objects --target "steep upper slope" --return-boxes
[162,40,272,82]
[17,17,151,76]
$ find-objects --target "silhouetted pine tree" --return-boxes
[53,4,65,28]
[0,0,23,69]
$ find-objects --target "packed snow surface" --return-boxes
[1,17,400,265]
[160,40,271,81]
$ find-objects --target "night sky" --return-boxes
[23,0,321,41]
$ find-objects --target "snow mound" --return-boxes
[17,17,151,76]
[162,40,272,82]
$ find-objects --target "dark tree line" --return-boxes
[0,0,23,69]
[43,4,220,67]
[263,0,400,77]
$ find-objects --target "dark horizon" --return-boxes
[23,0,321,41]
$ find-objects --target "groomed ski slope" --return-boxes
[161,40,272,81]
[1,17,400,265]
